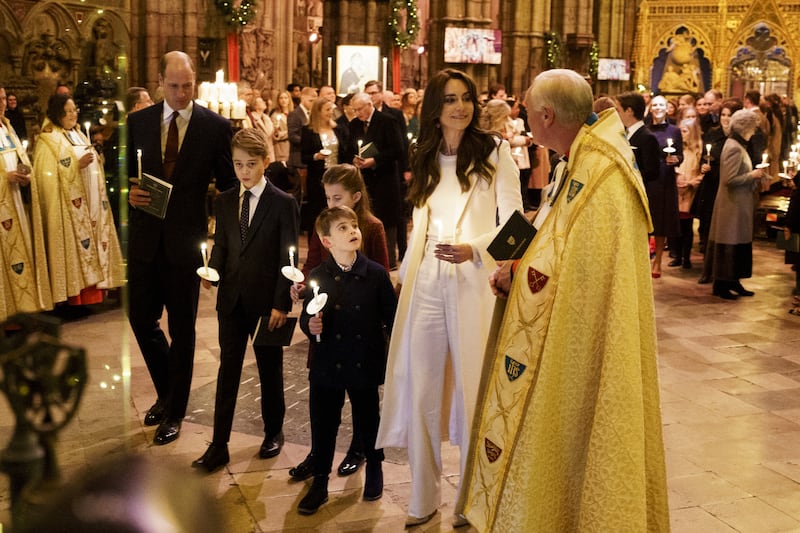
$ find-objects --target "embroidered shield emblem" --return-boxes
[506,235,516,246]
[102,200,109,210]
[102,241,108,251]
[12,262,23,275]
[1,218,12,231]
[60,157,71,167]
[527,267,548,293]
[505,355,526,382]
[81,238,90,249]
[72,198,82,209]
[566,179,584,202]
[485,438,502,463]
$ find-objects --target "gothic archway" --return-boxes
[728,23,791,99]
[650,26,712,95]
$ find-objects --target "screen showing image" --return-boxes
[597,58,630,81]
[444,27,502,65]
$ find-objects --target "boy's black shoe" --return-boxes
[289,454,314,481]
[298,476,328,515]
[363,462,383,501]
[337,451,365,476]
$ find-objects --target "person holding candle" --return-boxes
[127,51,237,446]
[0,85,52,321]
[375,68,522,527]
[695,98,741,262]
[270,91,294,164]
[289,163,388,482]
[672,117,704,269]
[703,109,766,299]
[301,97,350,239]
[615,91,661,185]
[645,94,682,278]
[33,93,123,310]
[191,128,299,473]
[297,205,397,514]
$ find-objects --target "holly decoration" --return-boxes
[213,0,255,30]
[389,0,419,49]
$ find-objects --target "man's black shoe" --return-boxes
[289,453,314,481]
[144,400,165,426]
[337,451,365,476]
[298,477,328,515]
[153,419,181,445]
[259,431,284,459]
[192,443,230,473]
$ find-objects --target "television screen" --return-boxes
[597,58,630,81]
[444,27,502,65]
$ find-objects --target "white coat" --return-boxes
[377,139,523,449]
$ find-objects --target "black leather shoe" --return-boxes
[298,477,328,515]
[682,260,692,269]
[668,258,681,267]
[259,431,284,459]
[337,451,365,476]
[153,419,181,445]
[712,283,738,300]
[698,275,711,284]
[732,283,754,297]
[289,453,314,481]
[144,400,165,426]
[192,443,229,473]
[363,462,383,501]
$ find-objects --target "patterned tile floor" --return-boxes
[2,237,800,532]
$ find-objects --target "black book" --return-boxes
[487,210,537,261]
[133,173,173,219]
[252,316,298,347]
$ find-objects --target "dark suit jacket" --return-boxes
[287,105,309,169]
[629,126,661,183]
[349,110,403,225]
[209,180,299,317]
[127,101,236,266]
[378,105,409,171]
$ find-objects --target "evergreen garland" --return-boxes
[213,0,255,30]
[589,41,599,80]
[389,0,419,49]
[544,32,563,69]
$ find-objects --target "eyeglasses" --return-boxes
[366,90,380,96]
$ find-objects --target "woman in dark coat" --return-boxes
[646,95,682,278]
[301,97,350,235]
[703,109,767,299]
[785,175,800,305]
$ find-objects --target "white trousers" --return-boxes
[405,241,468,518]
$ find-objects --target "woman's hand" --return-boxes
[6,169,31,186]
[751,167,764,179]
[434,243,472,264]
[290,282,307,304]
[700,163,711,174]
[309,311,323,335]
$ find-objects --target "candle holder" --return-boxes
[755,162,770,169]
[662,146,676,154]
[306,284,328,342]
[196,266,220,282]
[281,266,304,283]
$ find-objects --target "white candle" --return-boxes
[784,160,789,173]
[289,246,296,269]
[209,100,219,114]
[434,219,443,242]
[357,139,363,157]
[84,121,91,142]
[136,149,142,180]
[321,133,328,146]
[327,56,332,86]
[382,57,388,88]
[221,101,231,119]
[762,151,768,165]
[705,144,711,157]
[666,138,673,148]
[215,69,225,85]
[201,242,209,272]
[310,280,321,342]
[22,140,28,152]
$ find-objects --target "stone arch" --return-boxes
[725,22,793,99]
[81,10,130,77]
[0,2,25,76]
[650,25,713,95]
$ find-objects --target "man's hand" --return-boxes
[268,308,287,331]
[489,261,513,298]
[78,151,95,169]
[6,169,30,186]
[353,156,375,169]
[290,282,307,304]
[128,177,151,207]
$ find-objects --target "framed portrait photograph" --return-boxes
[337,45,380,95]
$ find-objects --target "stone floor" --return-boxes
[2,237,800,532]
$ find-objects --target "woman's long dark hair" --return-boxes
[407,69,499,208]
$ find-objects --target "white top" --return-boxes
[426,153,462,242]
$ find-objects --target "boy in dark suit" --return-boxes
[191,128,299,473]
[297,206,397,514]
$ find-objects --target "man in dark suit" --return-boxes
[127,50,236,445]
[363,82,407,268]
[616,91,660,183]
[288,86,317,214]
[192,128,300,472]
[349,92,403,268]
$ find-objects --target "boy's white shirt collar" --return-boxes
[240,176,267,198]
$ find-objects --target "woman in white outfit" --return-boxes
[376,69,522,527]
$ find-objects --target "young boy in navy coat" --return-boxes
[297,206,397,514]
[191,128,299,473]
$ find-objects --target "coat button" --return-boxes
[336,334,342,340]
[335,275,342,281]
[336,363,342,369]
[335,304,341,310]
[356,334,362,340]
[356,362,362,368]
[355,305,361,311]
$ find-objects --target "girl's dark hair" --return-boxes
[408,69,499,207]
[46,94,72,127]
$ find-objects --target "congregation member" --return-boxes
[192,128,299,473]
[289,86,318,217]
[348,92,403,269]
[300,97,349,235]
[376,68,522,528]
[784,172,800,308]
[673,116,704,269]
[126,86,154,114]
[646,94,682,278]
[34,93,124,309]
[703,109,767,299]
[616,91,660,184]
[296,205,397,514]
[270,90,293,164]
[4,91,27,140]
[743,90,769,167]
[463,68,669,533]
[248,95,275,163]
[127,50,236,445]
[0,85,51,320]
